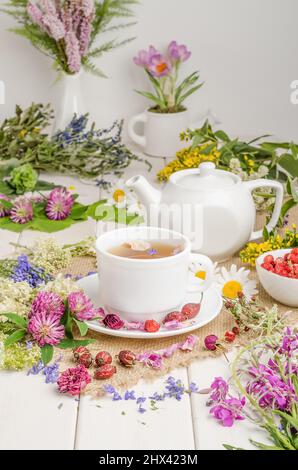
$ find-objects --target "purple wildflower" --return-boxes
[10,197,33,224]
[11,255,52,288]
[133,45,158,68]
[28,311,65,347]
[30,291,65,319]
[112,392,122,401]
[210,397,246,427]
[0,194,11,217]
[68,291,96,321]
[124,390,136,401]
[104,384,115,394]
[168,41,191,63]
[209,377,229,402]
[45,187,74,221]
[43,362,60,383]
[42,14,65,40]
[65,30,81,73]
[148,54,171,77]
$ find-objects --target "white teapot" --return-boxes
[126,162,284,261]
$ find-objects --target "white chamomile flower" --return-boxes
[108,180,142,215]
[189,260,208,281]
[214,264,258,300]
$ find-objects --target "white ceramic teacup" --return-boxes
[95,226,213,322]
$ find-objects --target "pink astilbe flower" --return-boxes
[57,364,91,395]
[10,197,33,224]
[28,311,65,347]
[27,2,45,29]
[168,40,191,63]
[79,16,93,56]
[68,291,96,321]
[30,291,65,319]
[0,194,11,217]
[81,0,95,17]
[43,14,65,40]
[45,187,74,220]
[64,30,81,73]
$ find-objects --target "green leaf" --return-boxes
[176,83,204,106]
[34,180,56,191]
[278,154,298,178]
[74,319,89,336]
[135,90,164,107]
[4,329,26,347]
[249,439,283,451]
[214,130,231,142]
[41,344,54,365]
[58,338,95,349]
[1,313,27,329]
[273,410,298,432]
[0,181,15,195]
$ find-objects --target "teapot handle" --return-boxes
[245,179,284,241]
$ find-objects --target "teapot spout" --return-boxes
[125,175,161,210]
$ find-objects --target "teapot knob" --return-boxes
[199,161,216,176]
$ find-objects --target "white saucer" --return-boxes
[77,274,223,339]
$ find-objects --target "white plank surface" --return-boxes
[0,156,264,450]
[76,368,195,450]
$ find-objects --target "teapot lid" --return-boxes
[172,162,237,190]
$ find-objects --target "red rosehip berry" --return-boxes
[144,319,160,332]
[224,330,236,342]
[181,303,201,320]
[232,326,240,335]
[163,311,185,323]
[118,350,136,367]
[73,346,90,362]
[77,352,93,368]
[94,364,117,380]
[264,254,274,264]
[95,351,112,367]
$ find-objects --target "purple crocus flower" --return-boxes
[168,40,191,63]
[133,45,158,68]
[148,54,171,77]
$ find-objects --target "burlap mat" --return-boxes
[59,209,298,395]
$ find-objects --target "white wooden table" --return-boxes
[0,150,267,450]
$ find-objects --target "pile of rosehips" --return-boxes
[261,248,298,278]
[73,346,137,380]
[144,303,201,333]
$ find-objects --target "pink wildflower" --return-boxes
[30,291,65,319]
[65,30,81,73]
[0,194,11,217]
[57,364,91,396]
[28,311,65,347]
[10,197,33,224]
[45,187,74,220]
[68,291,96,321]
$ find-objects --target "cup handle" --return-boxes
[245,179,284,241]
[187,253,213,293]
[128,113,147,148]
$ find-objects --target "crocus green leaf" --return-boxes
[41,344,54,365]
[4,329,26,347]
[74,319,89,336]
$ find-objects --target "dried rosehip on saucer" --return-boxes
[163,311,185,323]
[144,319,160,332]
[182,303,200,320]
[118,350,136,368]
[94,364,117,380]
[95,351,112,367]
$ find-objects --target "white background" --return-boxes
[0,0,298,140]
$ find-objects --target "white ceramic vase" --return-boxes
[128,109,189,158]
[52,71,86,135]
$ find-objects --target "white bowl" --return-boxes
[256,249,298,307]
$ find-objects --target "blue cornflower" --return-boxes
[136,397,146,404]
[104,385,115,394]
[27,360,44,376]
[11,255,51,288]
[148,392,164,401]
[138,405,146,414]
[189,382,199,393]
[43,363,59,384]
[124,390,136,401]
[112,392,122,401]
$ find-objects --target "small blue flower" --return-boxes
[124,390,136,400]
[138,405,146,414]
[104,385,115,394]
[136,397,146,404]
[11,255,51,288]
[112,392,122,401]
[189,382,199,393]
[147,249,157,256]
[43,363,59,384]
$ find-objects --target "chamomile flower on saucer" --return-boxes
[189,261,207,281]
[214,264,258,300]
